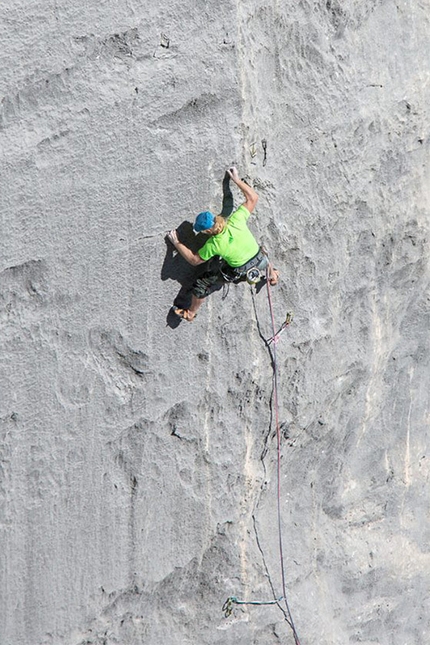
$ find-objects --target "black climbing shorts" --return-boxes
[191,257,224,299]
[192,270,221,299]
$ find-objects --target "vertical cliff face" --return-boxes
[1,2,429,644]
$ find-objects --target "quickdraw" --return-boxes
[267,312,293,345]
[222,596,284,618]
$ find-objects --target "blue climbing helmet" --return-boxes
[194,211,215,232]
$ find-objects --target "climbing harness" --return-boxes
[219,248,268,284]
[267,312,293,345]
[223,595,284,618]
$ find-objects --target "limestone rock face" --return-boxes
[1,2,429,644]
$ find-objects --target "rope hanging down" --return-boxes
[265,273,302,645]
[221,274,300,643]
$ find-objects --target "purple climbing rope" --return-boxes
[266,275,302,645]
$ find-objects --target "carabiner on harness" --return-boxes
[246,267,261,285]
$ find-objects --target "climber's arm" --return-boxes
[227,166,259,213]
[167,230,206,266]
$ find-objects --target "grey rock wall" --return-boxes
[1,1,429,644]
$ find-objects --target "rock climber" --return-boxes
[167,166,279,321]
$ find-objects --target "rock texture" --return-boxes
[1,2,429,644]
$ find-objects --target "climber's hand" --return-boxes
[167,229,179,246]
[227,166,240,182]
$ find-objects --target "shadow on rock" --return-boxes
[220,171,234,218]
[161,221,210,329]
[162,173,235,328]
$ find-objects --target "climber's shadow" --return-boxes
[162,223,209,328]
[220,171,234,218]
[162,172,235,328]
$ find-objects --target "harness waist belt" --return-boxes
[234,248,265,274]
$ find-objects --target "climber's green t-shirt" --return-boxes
[198,205,259,267]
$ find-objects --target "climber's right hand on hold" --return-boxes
[227,166,258,213]
[227,166,240,183]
